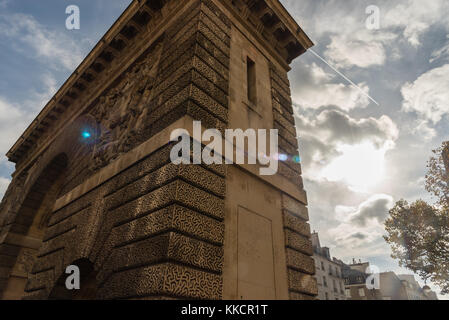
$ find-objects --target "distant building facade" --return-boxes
[340,261,381,300]
[339,259,439,300]
[398,275,438,300]
[311,232,346,300]
[378,272,408,300]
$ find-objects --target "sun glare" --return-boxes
[320,143,387,192]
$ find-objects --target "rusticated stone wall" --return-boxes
[25,143,227,299]
[269,63,303,187]
[269,63,317,299]
[1,0,315,300]
[59,0,231,196]
[1,0,232,300]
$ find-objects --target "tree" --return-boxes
[384,142,449,295]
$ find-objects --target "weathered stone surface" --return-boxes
[104,144,172,195]
[167,232,223,272]
[279,162,303,187]
[25,269,54,293]
[0,244,21,257]
[288,268,318,296]
[0,255,16,268]
[290,291,316,300]
[31,249,64,275]
[0,0,314,301]
[98,263,221,300]
[279,135,298,156]
[273,109,296,135]
[111,205,224,247]
[284,229,313,256]
[283,210,311,237]
[282,194,309,219]
[285,248,315,275]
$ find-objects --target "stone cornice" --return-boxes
[223,0,313,64]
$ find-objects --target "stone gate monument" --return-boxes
[0,0,316,300]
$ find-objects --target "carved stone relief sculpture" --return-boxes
[89,44,162,172]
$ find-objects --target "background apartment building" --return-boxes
[398,275,439,300]
[340,260,439,300]
[311,232,346,300]
[340,261,381,300]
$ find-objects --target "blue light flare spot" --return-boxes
[279,154,288,162]
[82,131,91,139]
[293,155,301,163]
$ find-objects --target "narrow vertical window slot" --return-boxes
[247,57,256,104]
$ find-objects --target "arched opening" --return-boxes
[48,259,98,300]
[1,154,68,300]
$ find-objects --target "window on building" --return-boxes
[323,276,327,287]
[246,57,256,104]
[321,261,325,271]
[325,292,329,300]
[345,289,351,297]
[358,288,365,297]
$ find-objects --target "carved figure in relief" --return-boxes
[90,45,161,172]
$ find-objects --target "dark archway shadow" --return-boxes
[13,153,69,236]
[48,259,99,300]
[1,153,69,300]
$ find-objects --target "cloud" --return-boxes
[0,177,10,199]
[295,108,399,194]
[401,63,449,123]
[413,120,437,141]
[347,194,394,227]
[283,0,449,71]
[384,0,449,47]
[0,13,84,71]
[291,62,371,111]
[0,98,29,159]
[326,194,395,259]
[0,73,56,168]
[0,0,10,8]
[279,1,448,294]
[350,232,368,240]
[0,15,67,167]
[295,108,399,180]
[325,36,387,69]
[300,109,399,147]
[25,74,58,112]
[430,37,449,63]
[324,30,398,69]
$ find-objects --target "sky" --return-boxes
[0,0,448,298]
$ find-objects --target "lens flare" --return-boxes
[82,131,91,139]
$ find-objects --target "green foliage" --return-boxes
[384,142,449,295]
